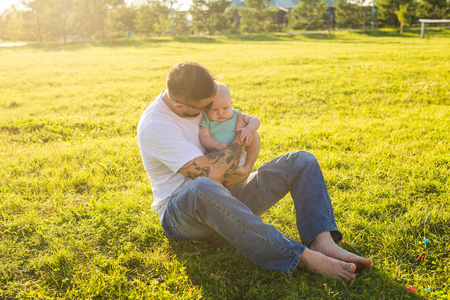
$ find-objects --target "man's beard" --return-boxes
[181,112,201,118]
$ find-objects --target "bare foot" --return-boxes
[310,232,373,270]
[298,248,357,280]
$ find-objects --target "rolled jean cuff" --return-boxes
[288,247,305,275]
[302,227,343,247]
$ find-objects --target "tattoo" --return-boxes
[228,142,242,156]
[206,151,225,169]
[180,142,243,180]
[226,142,243,166]
[224,163,237,179]
[180,159,211,179]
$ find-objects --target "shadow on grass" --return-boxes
[173,35,223,43]
[19,38,174,51]
[9,34,299,52]
[299,33,338,40]
[355,27,450,39]
[225,33,299,41]
[354,29,417,38]
[4,28,449,52]
[167,237,426,299]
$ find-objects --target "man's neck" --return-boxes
[161,90,180,116]
[161,90,201,119]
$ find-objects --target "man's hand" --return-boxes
[223,164,251,187]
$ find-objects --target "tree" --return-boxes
[190,0,209,34]
[289,0,327,30]
[1,0,139,41]
[335,0,371,30]
[239,7,257,33]
[104,9,116,43]
[190,0,232,35]
[417,0,449,19]
[155,14,171,36]
[111,4,137,32]
[377,0,416,27]
[46,0,76,43]
[20,0,47,42]
[135,1,170,36]
[5,7,25,41]
[173,11,190,35]
[72,0,125,39]
[245,0,269,9]
[396,5,411,33]
[104,4,137,40]
[208,0,232,35]
[0,15,6,40]
[239,0,277,34]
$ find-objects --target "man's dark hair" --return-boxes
[166,62,217,103]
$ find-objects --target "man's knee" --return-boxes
[184,177,237,214]
[172,177,222,211]
[291,151,318,165]
[287,151,323,178]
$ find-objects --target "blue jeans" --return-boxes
[161,151,342,274]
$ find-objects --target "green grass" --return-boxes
[1,29,449,299]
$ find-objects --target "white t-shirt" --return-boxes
[137,93,206,219]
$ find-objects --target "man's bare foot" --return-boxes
[298,248,357,280]
[310,232,373,270]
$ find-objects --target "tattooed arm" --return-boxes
[179,139,246,183]
[178,113,248,183]
[223,131,260,187]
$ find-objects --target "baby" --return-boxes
[200,82,260,167]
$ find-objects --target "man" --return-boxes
[137,61,373,280]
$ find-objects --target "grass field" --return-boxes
[1,29,449,299]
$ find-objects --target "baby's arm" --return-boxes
[199,126,228,151]
[235,114,261,143]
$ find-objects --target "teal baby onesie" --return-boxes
[200,109,239,143]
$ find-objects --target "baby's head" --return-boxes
[207,83,234,122]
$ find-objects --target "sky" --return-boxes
[0,0,193,14]
[0,0,23,13]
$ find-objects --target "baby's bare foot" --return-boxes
[298,248,357,280]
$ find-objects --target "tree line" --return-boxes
[0,0,448,41]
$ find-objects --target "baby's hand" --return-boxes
[236,127,252,144]
[214,141,228,151]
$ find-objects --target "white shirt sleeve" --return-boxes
[139,120,204,173]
